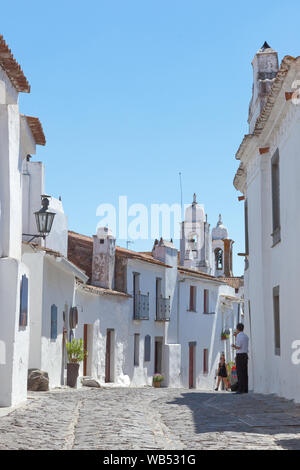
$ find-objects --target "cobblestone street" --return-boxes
[1,387,300,450]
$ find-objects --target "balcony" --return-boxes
[156,296,171,321]
[134,292,149,320]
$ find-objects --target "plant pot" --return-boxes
[153,381,161,388]
[67,362,80,388]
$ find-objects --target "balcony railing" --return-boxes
[134,292,149,320]
[156,296,171,321]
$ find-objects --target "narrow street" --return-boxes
[1,387,300,450]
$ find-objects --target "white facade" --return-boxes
[234,44,300,402]
[0,51,33,406]
[0,35,242,407]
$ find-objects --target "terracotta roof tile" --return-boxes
[76,281,131,298]
[0,35,30,92]
[178,266,225,283]
[220,277,244,289]
[25,115,46,146]
[68,231,172,274]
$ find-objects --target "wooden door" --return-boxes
[189,345,194,388]
[154,340,162,374]
[83,324,88,376]
[105,330,111,383]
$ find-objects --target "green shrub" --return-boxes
[153,374,164,382]
[66,338,87,363]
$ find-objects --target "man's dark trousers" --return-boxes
[236,353,248,393]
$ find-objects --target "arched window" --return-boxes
[215,248,223,270]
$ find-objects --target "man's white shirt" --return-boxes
[236,332,249,354]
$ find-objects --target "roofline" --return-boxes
[54,256,89,283]
[178,266,226,284]
[24,115,46,146]
[0,35,30,92]
[76,281,131,299]
[23,241,88,283]
[117,250,172,268]
[234,55,300,187]
[68,230,172,268]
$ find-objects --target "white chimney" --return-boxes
[92,226,116,289]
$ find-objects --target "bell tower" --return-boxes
[212,214,234,277]
[180,194,212,274]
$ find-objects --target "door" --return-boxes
[105,329,115,382]
[83,324,88,376]
[189,344,195,388]
[154,338,163,374]
[105,330,111,383]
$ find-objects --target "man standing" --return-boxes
[232,323,249,394]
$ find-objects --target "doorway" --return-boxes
[105,329,115,382]
[83,324,93,377]
[189,342,196,388]
[154,337,163,374]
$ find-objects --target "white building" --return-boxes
[68,209,242,391]
[0,34,243,407]
[234,42,300,403]
[0,35,38,406]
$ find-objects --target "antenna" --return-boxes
[126,240,134,250]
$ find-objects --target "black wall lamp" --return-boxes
[23,195,56,242]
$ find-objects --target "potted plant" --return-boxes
[221,329,230,340]
[153,373,164,388]
[66,338,87,388]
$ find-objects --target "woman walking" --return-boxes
[215,355,230,391]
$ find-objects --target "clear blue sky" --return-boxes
[2,1,299,275]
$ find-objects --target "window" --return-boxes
[19,274,29,327]
[273,286,280,356]
[189,286,197,311]
[134,334,140,366]
[156,278,162,319]
[144,335,151,362]
[203,348,208,374]
[203,289,209,313]
[271,149,281,245]
[133,273,140,317]
[215,248,223,270]
[51,304,58,340]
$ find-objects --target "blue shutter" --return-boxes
[51,304,58,339]
[19,275,28,327]
[144,335,151,362]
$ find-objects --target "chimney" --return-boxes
[248,42,279,133]
[92,226,116,289]
[152,238,178,267]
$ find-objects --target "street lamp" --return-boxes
[23,195,56,242]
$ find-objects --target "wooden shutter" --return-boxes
[204,289,209,313]
[134,334,140,366]
[190,286,196,311]
[273,286,280,355]
[144,335,151,362]
[51,304,58,339]
[203,348,208,374]
[69,307,78,329]
[19,274,28,327]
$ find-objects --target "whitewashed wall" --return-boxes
[75,286,131,386]
[178,277,237,390]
